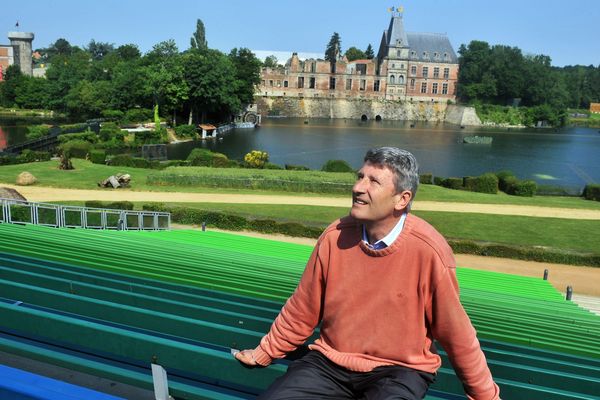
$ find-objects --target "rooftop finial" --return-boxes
[387,6,404,17]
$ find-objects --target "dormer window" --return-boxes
[422,51,428,59]
[410,51,417,58]
[443,53,449,61]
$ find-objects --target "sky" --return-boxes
[2,0,599,67]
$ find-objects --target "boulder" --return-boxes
[16,172,37,186]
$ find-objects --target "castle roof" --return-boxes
[406,32,458,63]
[386,16,409,47]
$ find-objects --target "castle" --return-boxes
[257,10,459,120]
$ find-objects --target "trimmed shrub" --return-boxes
[462,176,477,191]
[58,140,92,159]
[17,149,51,163]
[99,122,122,141]
[321,159,354,173]
[433,176,444,186]
[26,125,51,140]
[108,154,134,167]
[264,162,284,170]
[285,164,310,171]
[59,123,88,134]
[508,180,537,197]
[58,130,98,144]
[187,148,230,168]
[496,170,516,192]
[101,109,124,121]
[443,177,463,190]
[473,173,498,194]
[174,124,198,138]
[122,108,153,124]
[583,184,600,201]
[89,150,106,164]
[131,157,160,169]
[419,173,433,184]
[85,200,134,210]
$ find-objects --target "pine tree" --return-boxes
[325,32,342,62]
[365,44,375,59]
[190,19,208,50]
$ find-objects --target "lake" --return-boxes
[2,117,599,193]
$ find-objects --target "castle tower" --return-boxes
[8,31,34,76]
[378,7,409,100]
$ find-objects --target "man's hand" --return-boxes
[232,348,258,366]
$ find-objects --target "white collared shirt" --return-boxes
[362,212,407,250]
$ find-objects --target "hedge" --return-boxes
[174,124,197,138]
[58,131,98,144]
[58,140,93,159]
[107,154,160,169]
[147,167,355,194]
[496,170,516,192]
[84,200,134,210]
[285,164,310,171]
[442,177,463,190]
[89,150,106,165]
[187,148,231,168]
[472,173,498,194]
[583,184,600,201]
[419,173,433,184]
[142,204,324,238]
[507,180,537,197]
[321,159,354,173]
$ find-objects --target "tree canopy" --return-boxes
[325,32,342,62]
[190,19,208,50]
[344,47,366,62]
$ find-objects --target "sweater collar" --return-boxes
[358,214,414,257]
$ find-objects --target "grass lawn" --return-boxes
[1,159,599,210]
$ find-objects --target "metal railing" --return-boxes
[0,198,171,230]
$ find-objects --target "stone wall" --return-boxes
[257,97,480,124]
[445,105,482,126]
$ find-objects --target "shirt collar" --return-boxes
[362,212,407,250]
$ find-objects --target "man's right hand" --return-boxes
[233,349,258,366]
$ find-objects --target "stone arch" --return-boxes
[389,75,395,84]
[375,115,382,121]
[361,114,368,121]
[399,75,405,84]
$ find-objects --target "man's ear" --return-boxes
[394,190,412,211]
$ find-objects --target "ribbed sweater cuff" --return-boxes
[252,345,273,366]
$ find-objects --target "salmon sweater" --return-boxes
[252,214,500,400]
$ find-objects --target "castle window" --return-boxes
[309,77,315,89]
[374,80,380,92]
[356,64,367,75]
[346,78,352,90]
[398,75,404,84]
[396,49,401,58]
[420,82,427,93]
[330,62,336,73]
[422,67,428,78]
[330,77,336,89]
[277,80,281,87]
[400,63,405,69]
[432,83,438,94]
[443,53,449,61]
[410,78,415,89]
[311,62,316,72]
[442,83,448,95]
[284,80,288,88]
[433,67,440,78]
[269,80,274,87]
[422,51,428,59]
[360,79,366,90]
[443,67,449,79]
[434,52,439,60]
[390,75,396,84]
[410,65,417,76]
[298,76,304,88]
[410,51,417,58]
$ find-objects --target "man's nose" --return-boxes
[353,178,367,193]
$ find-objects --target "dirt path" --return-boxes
[4,184,600,220]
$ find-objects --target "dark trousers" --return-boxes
[258,351,435,400]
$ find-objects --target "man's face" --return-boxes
[350,162,410,227]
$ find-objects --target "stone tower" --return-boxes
[8,31,34,76]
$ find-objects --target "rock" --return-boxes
[98,173,131,188]
[16,172,37,186]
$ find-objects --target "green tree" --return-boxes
[344,46,366,61]
[45,50,92,111]
[144,41,189,125]
[14,76,51,109]
[457,40,495,102]
[115,44,141,61]
[183,48,241,123]
[229,48,262,105]
[190,19,208,50]
[64,80,112,117]
[263,55,279,68]
[0,65,24,107]
[325,32,342,62]
[365,44,375,59]
[86,39,115,61]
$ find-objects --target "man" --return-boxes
[235,147,500,400]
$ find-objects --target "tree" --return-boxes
[190,19,208,50]
[45,50,92,111]
[143,41,189,125]
[115,44,141,61]
[14,76,51,109]
[344,46,366,62]
[325,32,342,62]
[263,55,279,68]
[86,39,114,61]
[229,48,262,105]
[0,65,24,107]
[183,48,241,123]
[365,44,375,59]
